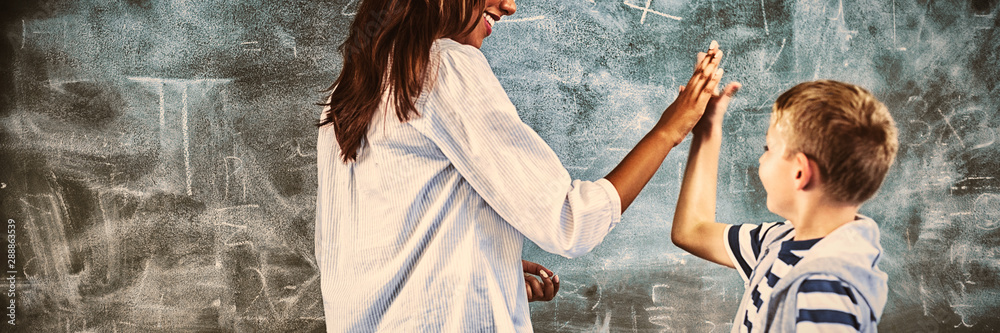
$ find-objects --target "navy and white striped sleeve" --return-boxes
[795,275,867,332]
[408,43,622,258]
[723,222,785,282]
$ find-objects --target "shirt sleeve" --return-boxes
[408,42,622,259]
[794,275,866,332]
[724,222,787,282]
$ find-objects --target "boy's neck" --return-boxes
[786,196,860,241]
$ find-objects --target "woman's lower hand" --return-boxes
[522,260,560,302]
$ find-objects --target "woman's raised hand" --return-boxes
[655,41,725,146]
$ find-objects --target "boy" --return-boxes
[671,80,898,332]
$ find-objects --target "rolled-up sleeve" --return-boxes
[408,42,621,258]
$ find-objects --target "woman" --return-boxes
[315,0,727,331]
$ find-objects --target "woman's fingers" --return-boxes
[525,273,543,301]
[541,275,555,301]
[702,68,724,98]
[685,45,723,100]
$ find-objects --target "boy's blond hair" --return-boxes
[771,80,898,205]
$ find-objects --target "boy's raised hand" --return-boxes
[656,41,725,146]
[694,82,742,135]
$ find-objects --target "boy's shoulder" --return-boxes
[777,216,886,294]
[799,216,882,262]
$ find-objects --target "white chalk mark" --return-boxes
[157,293,165,328]
[216,222,249,229]
[224,156,243,200]
[129,77,231,85]
[216,204,259,212]
[240,267,271,316]
[892,0,897,48]
[21,20,25,49]
[830,0,843,21]
[182,85,192,196]
[937,108,966,148]
[651,283,670,303]
[974,193,1000,230]
[828,0,857,39]
[242,41,262,52]
[760,0,769,35]
[908,119,932,146]
[342,0,358,16]
[640,0,652,23]
[498,15,546,23]
[295,141,312,157]
[765,38,786,72]
[590,286,602,310]
[919,275,929,316]
[158,82,165,152]
[704,320,718,333]
[729,163,755,193]
[624,0,682,23]
[631,305,638,333]
[972,127,996,149]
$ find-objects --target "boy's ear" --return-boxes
[793,152,814,191]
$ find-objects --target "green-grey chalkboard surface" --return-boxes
[1,0,997,331]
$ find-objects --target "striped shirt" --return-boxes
[315,38,622,332]
[726,222,872,332]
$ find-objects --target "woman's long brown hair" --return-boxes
[319,0,485,162]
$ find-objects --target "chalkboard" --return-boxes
[1,0,997,332]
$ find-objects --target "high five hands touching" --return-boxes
[605,40,737,213]
[656,40,727,147]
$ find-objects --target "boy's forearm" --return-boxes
[672,125,724,249]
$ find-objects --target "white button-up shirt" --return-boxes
[316,38,622,332]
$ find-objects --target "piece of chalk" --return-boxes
[540,271,549,278]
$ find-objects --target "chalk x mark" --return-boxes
[624,0,682,24]
[937,108,966,148]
